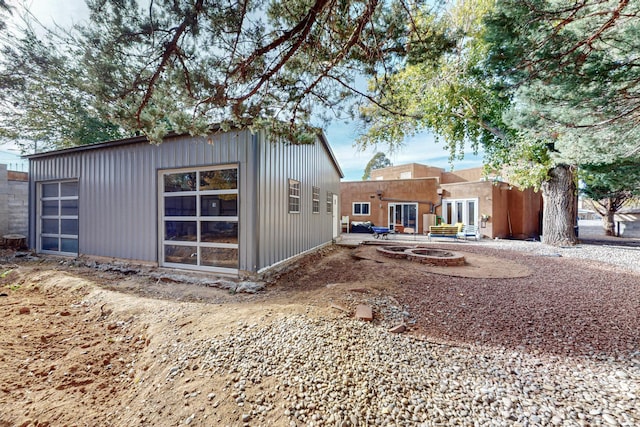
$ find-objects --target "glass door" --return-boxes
[160,165,239,273]
[39,180,79,255]
[388,203,418,231]
[442,198,478,226]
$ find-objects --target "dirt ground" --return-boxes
[1,242,639,427]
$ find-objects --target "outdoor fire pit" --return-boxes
[375,246,411,259]
[376,246,466,266]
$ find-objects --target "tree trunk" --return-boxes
[603,201,616,236]
[540,164,578,246]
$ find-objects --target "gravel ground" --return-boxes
[160,315,638,426]
[153,232,640,427]
[477,227,640,274]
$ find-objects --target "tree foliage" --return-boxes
[72,0,435,143]
[1,0,438,148]
[485,0,640,165]
[362,152,391,180]
[0,15,126,151]
[0,1,11,31]
[580,160,640,235]
[358,0,507,162]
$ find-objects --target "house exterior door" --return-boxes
[332,194,339,238]
[442,198,478,226]
[388,203,418,231]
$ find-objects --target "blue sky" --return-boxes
[325,120,484,181]
[1,0,484,179]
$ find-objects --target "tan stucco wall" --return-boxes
[441,167,484,184]
[369,164,444,181]
[482,184,541,239]
[437,181,541,239]
[340,178,440,230]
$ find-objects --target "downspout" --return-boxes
[431,191,444,214]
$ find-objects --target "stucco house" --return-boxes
[341,163,541,239]
[26,128,343,275]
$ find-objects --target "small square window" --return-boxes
[352,202,370,216]
[288,179,300,213]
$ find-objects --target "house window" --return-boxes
[326,192,333,214]
[312,186,320,214]
[352,202,370,216]
[161,165,239,273]
[39,180,79,255]
[288,179,300,213]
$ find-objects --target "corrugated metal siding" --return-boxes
[256,131,341,270]
[29,131,258,270]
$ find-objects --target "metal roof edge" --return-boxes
[316,130,344,179]
[24,134,151,159]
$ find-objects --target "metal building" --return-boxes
[26,128,343,275]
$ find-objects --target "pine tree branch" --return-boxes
[135,0,205,126]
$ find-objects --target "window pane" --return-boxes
[354,204,361,215]
[42,183,58,198]
[60,238,78,253]
[60,181,78,197]
[164,245,197,265]
[407,205,416,228]
[201,247,238,269]
[165,196,196,216]
[42,237,59,251]
[61,219,79,235]
[61,199,78,216]
[42,200,59,216]
[165,221,197,241]
[201,195,238,216]
[164,172,196,192]
[201,221,238,244]
[200,169,238,190]
[468,201,475,225]
[362,204,370,215]
[42,219,58,234]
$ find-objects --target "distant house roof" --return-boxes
[25,127,343,178]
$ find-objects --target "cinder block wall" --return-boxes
[0,164,28,236]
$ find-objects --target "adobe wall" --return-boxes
[340,178,440,230]
[370,164,444,181]
[508,187,542,239]
[0,164,28,237]
[441,181,496,237]
[441,167,484,184]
